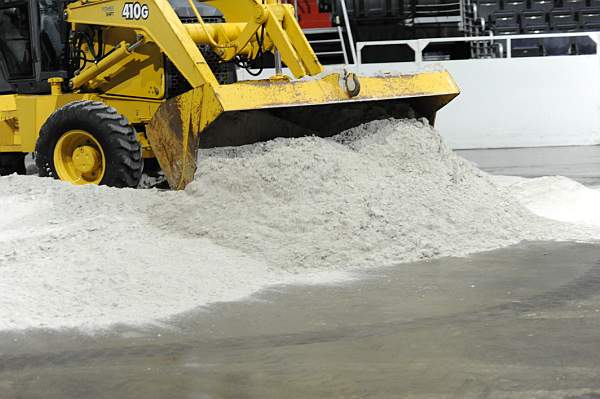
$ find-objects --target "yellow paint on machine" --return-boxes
[0,0,460,189]
[148,70,459,189]
[214,71,459,111]
[0,93,161,153]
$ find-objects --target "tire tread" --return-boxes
[35,100,143,187]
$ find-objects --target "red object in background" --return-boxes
[294,0,332,28]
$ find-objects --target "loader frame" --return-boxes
[0,0,327,154]
[0,0,460,189]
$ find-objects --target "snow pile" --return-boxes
[155,119,596,271]
[493,175,600,227]
[0,119,598,331]
[0,178,347,330]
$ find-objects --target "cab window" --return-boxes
[39,0,64,72]
[0,3,34,79]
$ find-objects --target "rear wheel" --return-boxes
[35,101,143,187]
[0,153,26,176]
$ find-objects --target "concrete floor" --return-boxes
[1,242,600,398]
[1,146,600,399]
[458,145,600,187]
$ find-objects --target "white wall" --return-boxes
[440,56,600,149]
[238,54,600,149]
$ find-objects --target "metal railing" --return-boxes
[356,31,600,64]
[304,26,350,64]
[338,0,357,63]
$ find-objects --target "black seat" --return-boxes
[563,0,587,10]
[524,23,551,32]
[530,0,554,11]
[512,37,542,56]
[476,0,502,20]
[521,10,547,28]
[503,0,527,11]
[543,36,572,55]
[494,26,521,33]
[580,8,600,25]
[575,35,597,53]
[553,21,579,31]
[550,8,576,27]
[581,20,600,30]
[492,10,519,26]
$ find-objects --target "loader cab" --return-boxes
[0,0,67,94]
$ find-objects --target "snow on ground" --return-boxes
[493,175,600,227]
[0,119,599,331]
[0,179,348,331]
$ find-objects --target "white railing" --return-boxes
[338,0,357,64]
[356,32,600,64]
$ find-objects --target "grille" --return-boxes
[166,15,237,98]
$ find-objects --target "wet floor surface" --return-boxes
[458,145,600,187]
[1,241,600,398]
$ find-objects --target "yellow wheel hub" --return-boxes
[72,145,102,174]
[53,130,106,185]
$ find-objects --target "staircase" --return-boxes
[304,26,351,65]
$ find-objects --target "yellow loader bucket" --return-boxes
[147,70,459,190]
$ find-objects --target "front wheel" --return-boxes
[35,100,143,188]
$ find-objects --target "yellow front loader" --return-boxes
[0,0,459,189]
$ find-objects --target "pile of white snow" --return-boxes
[156,119,598,269]
[493,175,600,227]
[0,178,336,330]
[0,119,598,331]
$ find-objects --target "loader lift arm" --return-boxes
[0,0,458,188]
[66,0,324,90]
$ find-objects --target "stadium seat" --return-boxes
[590,0,600,8]
[476,0,502,20]
[543,36,572,55]
[550,8,576,27]
[492,11,519,26]
[520,10,547,28]
[581,20,600,30]
[575,35,597,53]
[580,8,600,25]
[530,0,554,12]
[553,21,579,31]
[495,26,521,34]
[523,23,551,32]
[512,38,542,56]
[563,0,587,10]
[503,0,527,12]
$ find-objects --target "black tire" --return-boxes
[0,153,26,176]
[35,100,143,188]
